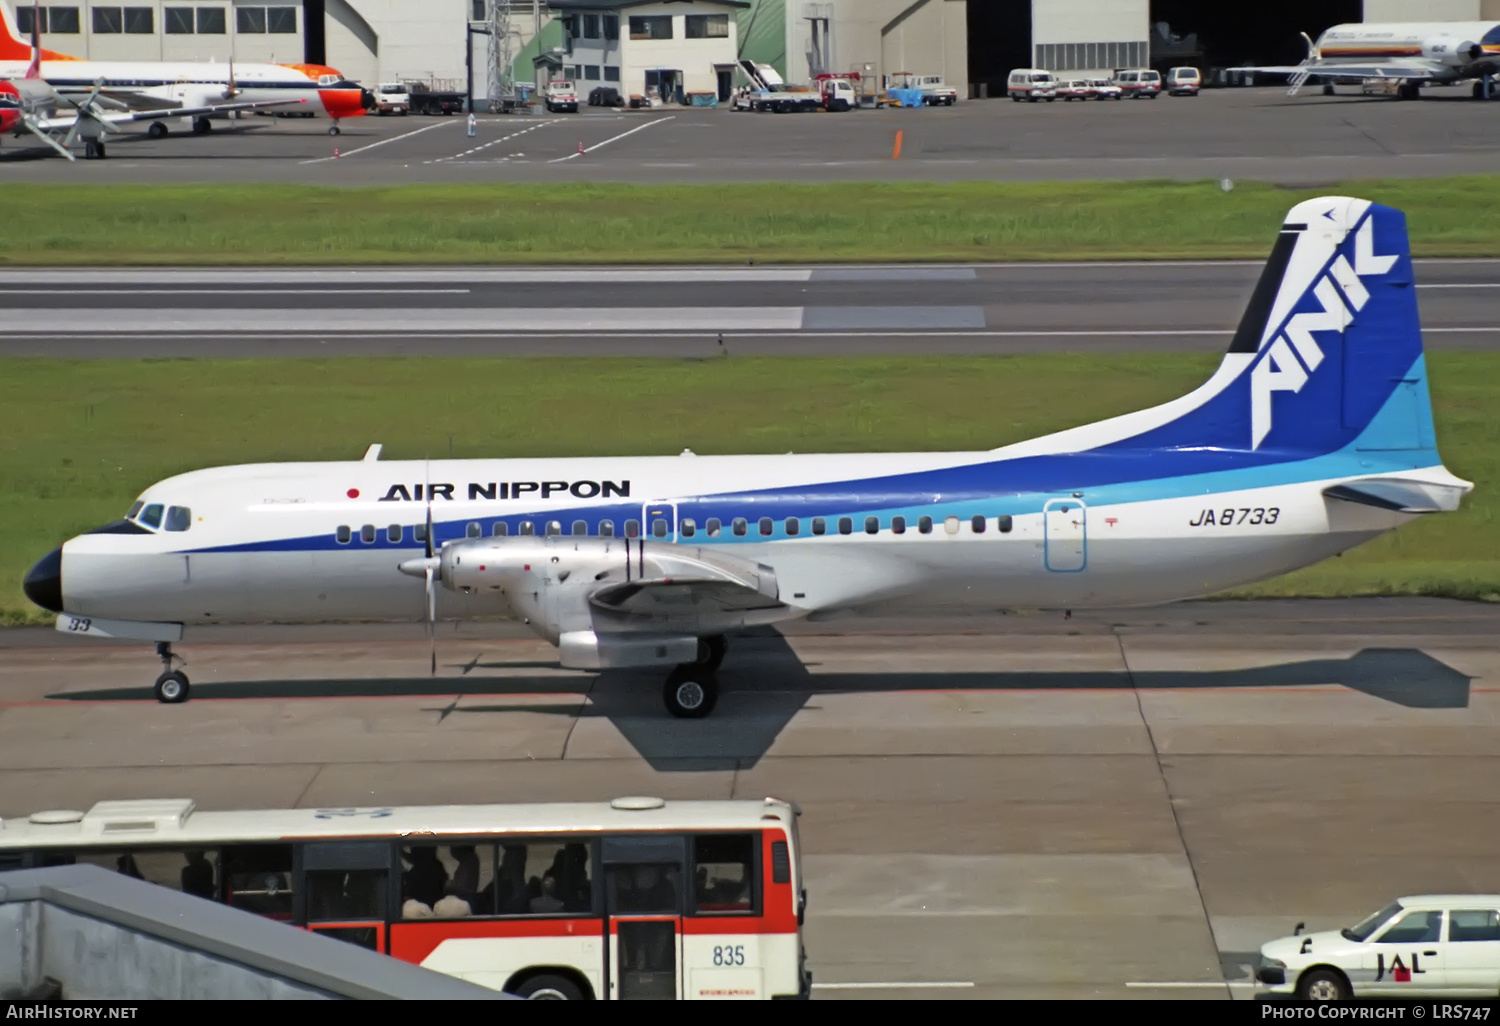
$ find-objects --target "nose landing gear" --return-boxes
[328,120,342,136]
[154,641,190,703]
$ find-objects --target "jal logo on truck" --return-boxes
[378,480,631,502]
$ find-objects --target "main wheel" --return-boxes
[154,671,190,704]
[328,124,342,135]
[664,666,717,719]
[1296,968,1350,1001]
[513,973,585,1000]
[147,121,168,139]
[193,117,212,134]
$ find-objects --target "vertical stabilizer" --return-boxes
[24,2,41,78]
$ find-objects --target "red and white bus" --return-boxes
[0,796,810,1000]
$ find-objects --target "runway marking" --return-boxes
[297,119,458,164]
[812,982,975,991]
[548,115,674,162]
[425,120,562,164]
[0,289,470,295]
[1125,982,1256,989]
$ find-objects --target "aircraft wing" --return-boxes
[29,96,305,132]
[586,544,791,633]
[1248,59,1452,82]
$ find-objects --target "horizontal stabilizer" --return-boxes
[1324,477,1469,514]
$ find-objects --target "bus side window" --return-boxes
[65,848,220,900]
[692,833,755,914]
[492,839,594,916]
[222,843,295,920]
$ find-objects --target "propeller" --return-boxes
[224,59,239,101]
[423,484,436,677]
[61,79,108,150]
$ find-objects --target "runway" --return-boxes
[2,88,1499,184]
[6,597,1500,998]
[4,260,1498,357]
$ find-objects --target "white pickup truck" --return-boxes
[374,82,410,115]
[913,74,958,106]
[544,79,579,113]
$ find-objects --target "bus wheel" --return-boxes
[514,973,585,1000]
[664,666,718,718]
[155,671,190,704]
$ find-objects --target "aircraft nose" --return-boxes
[23,547,63,613]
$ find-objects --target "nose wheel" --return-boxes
[664,665,717,719]
[328,122,342,135]
[154,642,190,703]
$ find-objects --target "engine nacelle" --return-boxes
[558,630,700,670]
[1422,36,1483,63]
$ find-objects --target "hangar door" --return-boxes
[1044,499,1087,572]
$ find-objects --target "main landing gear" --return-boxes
[662,635,727,719]
[154,641,190,704]
[328,120,342,136]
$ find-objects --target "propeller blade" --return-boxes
[424,564,437,677]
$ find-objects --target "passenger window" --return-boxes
[308,869,387,922]
[467,522,481,539]
[335,525,351,544]
[1450,910,1500,942]
[706,518,721,537]
[811,517,826,536]
[139,503,164,529]
[599,520,615,537]
[1377,911,1443,944]
[838,517,852,535]
[493,521,508,537]
[680,519,696,538]
[546,521,562,536]
[401,844,498,919]
[572,520,588,536]
[625,519,640,538]
[608,862,680,915]
[519,521,535,536]
[653,518,668,538]
[360,524,376,544]
[223,844,295,919]
[864,516,879,534]
[944,516,960,535]
[891,516,906,535]
[693,834,754,915]
[732,518,747,537]
[389,524,403,543]
[918,515,933,534]
[164,506,192,532]
[759,517,772,536]
[998,515,1013,533]
[490,839,594,916]
[972,515,987,534]
[785,517,799,536]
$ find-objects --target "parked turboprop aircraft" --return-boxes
[23,197,1472,718]
[1256,21,1500,98]
[0,2,369,135]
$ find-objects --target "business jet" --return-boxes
[0,30,304,159]
[0,2,369,135]
[23,197,1472,718]
[1256,21,1500,99]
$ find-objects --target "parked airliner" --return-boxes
[23,198,1472,718]
[0,2,368,135]
[1257,20,1500,98]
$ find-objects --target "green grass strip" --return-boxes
[2,177,1498,264]
[2,354,1494,624]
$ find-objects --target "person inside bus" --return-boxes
[529,875,564,914]
[496,845,529,914]
[115,853,144,880]
[561,843,591,912]
[180,850,215,899]
[433,891,472,917]
[448,845,480,899]
[402,846,447,908]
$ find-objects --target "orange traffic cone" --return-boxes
[333,147,341,159]
[576,140,584,155]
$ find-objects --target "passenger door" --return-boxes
[297,840,394,953]
[641,501,678,543]
[1365,909,1447,996]
[1043,498,1087,572]
[603,835,685,1000]
[1444,909,1500,995]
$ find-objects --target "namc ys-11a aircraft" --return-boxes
[23,197,1472,718]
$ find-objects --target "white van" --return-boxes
[1166,67,1200,96]
[1007,69,1057,102]
[1114,69,1162,98]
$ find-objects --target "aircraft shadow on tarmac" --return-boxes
[51,633,1471,772]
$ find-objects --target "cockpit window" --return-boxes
[128,501,145,518]
[164,506,192,532]
[139,504,164,529]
